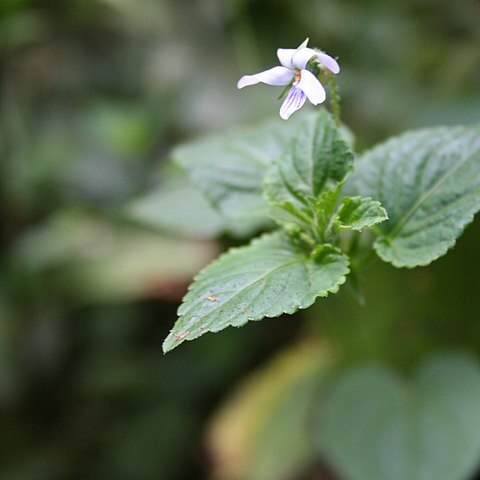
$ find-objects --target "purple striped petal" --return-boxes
[237,66,293,89]
[279,86,307,120]
[297,69,326,105]
[317,52,340,74]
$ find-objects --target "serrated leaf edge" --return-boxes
[353,124,480,268]
[163,231,350,352]
[374,208,477,268]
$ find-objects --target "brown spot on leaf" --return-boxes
[175,330,189,340]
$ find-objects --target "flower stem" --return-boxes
[329,76,341,127]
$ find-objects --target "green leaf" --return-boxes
[347,125,480,267]
[267,187,341,240]
[163,231,350,352]
[172,113,309,221]
[316,353,480,480]
[334,196,388,231]
[126,172,225,238]
[309,187,344,239]
[125,169,268,238]
[264,109,354,213]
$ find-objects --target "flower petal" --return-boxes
[276,49,296,68]
[297,38,309,49]
[297,69,326,105]
[279,86,307,120]
[291,47,318,70]
[317,52,340,74]
[237,66,293,89]
[277,38,309,67]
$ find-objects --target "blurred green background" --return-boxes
[1,1,480,479]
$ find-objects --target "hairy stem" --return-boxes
[329,77,341,128]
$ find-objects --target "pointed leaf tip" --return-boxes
[163,231,349,351]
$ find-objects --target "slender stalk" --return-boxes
[353,247,378,271]
[329,76,341,127]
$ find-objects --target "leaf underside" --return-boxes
[126,170,268,238]
[163,231,349,352]
[172,113,311,221]
[126,172,225,238]
[347,125,480,267]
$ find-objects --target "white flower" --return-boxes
[237,38,340,120]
